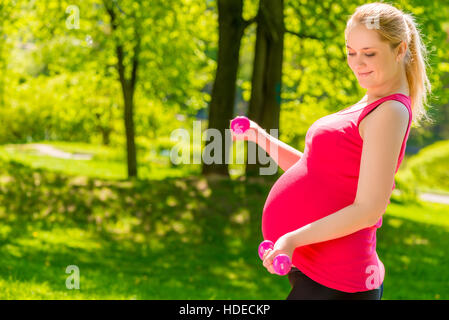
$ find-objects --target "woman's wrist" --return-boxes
[254,127,269,143]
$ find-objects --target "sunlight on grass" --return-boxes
[0,143,199,181]
[386,201,449,229]
[387,218,403,228]
[230,208,250,225]
[4,244,23,258]
[1,141,448,299]
[403,235,429,246]
[15,228,103,252]
[0,278,58,300]
[0,224,12,238]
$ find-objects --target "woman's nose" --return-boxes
[355,56,366,67]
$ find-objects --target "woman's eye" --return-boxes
[347,53,375,57]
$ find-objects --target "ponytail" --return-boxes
[403,13,433,127]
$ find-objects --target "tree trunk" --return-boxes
[102,129,111,146]
[246,0,284,178]
[123,85,137,177]
[201,0,246,177]
[105,3,140,179]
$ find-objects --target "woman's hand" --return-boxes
[230,118,264,143]
[262,233,295,274]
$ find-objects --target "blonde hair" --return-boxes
[345,2,433,127]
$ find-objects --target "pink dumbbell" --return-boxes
[230,116,250,134]
[258,240,292,276]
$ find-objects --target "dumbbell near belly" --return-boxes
[258,240,292,276]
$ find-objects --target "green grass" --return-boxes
[396,140,449,195]
[0,141,202,181]
[376,201,449,299]
[0,140,247,181]
[0,156,279,299]
[0,141,448,299]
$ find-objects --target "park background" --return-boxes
[0,0,448,299]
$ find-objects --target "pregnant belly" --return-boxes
[261,162,354,244]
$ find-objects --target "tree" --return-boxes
[201,0,255,177]
[246,0,285,177]
[103,0,141,178]
[102,0,216,178]
[0,0,18,108]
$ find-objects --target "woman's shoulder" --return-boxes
[359,99,410,140]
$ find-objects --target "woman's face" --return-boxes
[345,23,402,90]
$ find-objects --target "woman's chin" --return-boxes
[358,80,372,89]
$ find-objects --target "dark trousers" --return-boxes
[286,267,383,300]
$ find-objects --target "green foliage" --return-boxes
[396,140,449,194]
[1,0,448,155]
[278,0,449,149]
[0,72,122,144]
[1,0,216,149]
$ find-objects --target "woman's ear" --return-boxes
[396,41,407,62]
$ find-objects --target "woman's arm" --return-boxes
[262,202,378,274]
[231,119,303,172]
[286,202,377,248]
[256,129,303,172]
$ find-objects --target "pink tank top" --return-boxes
[261,93,412,293]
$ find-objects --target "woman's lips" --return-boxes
[358,71,373,77]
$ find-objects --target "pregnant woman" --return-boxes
[231,3,431,300]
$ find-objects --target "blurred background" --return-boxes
[0,0,448,299]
